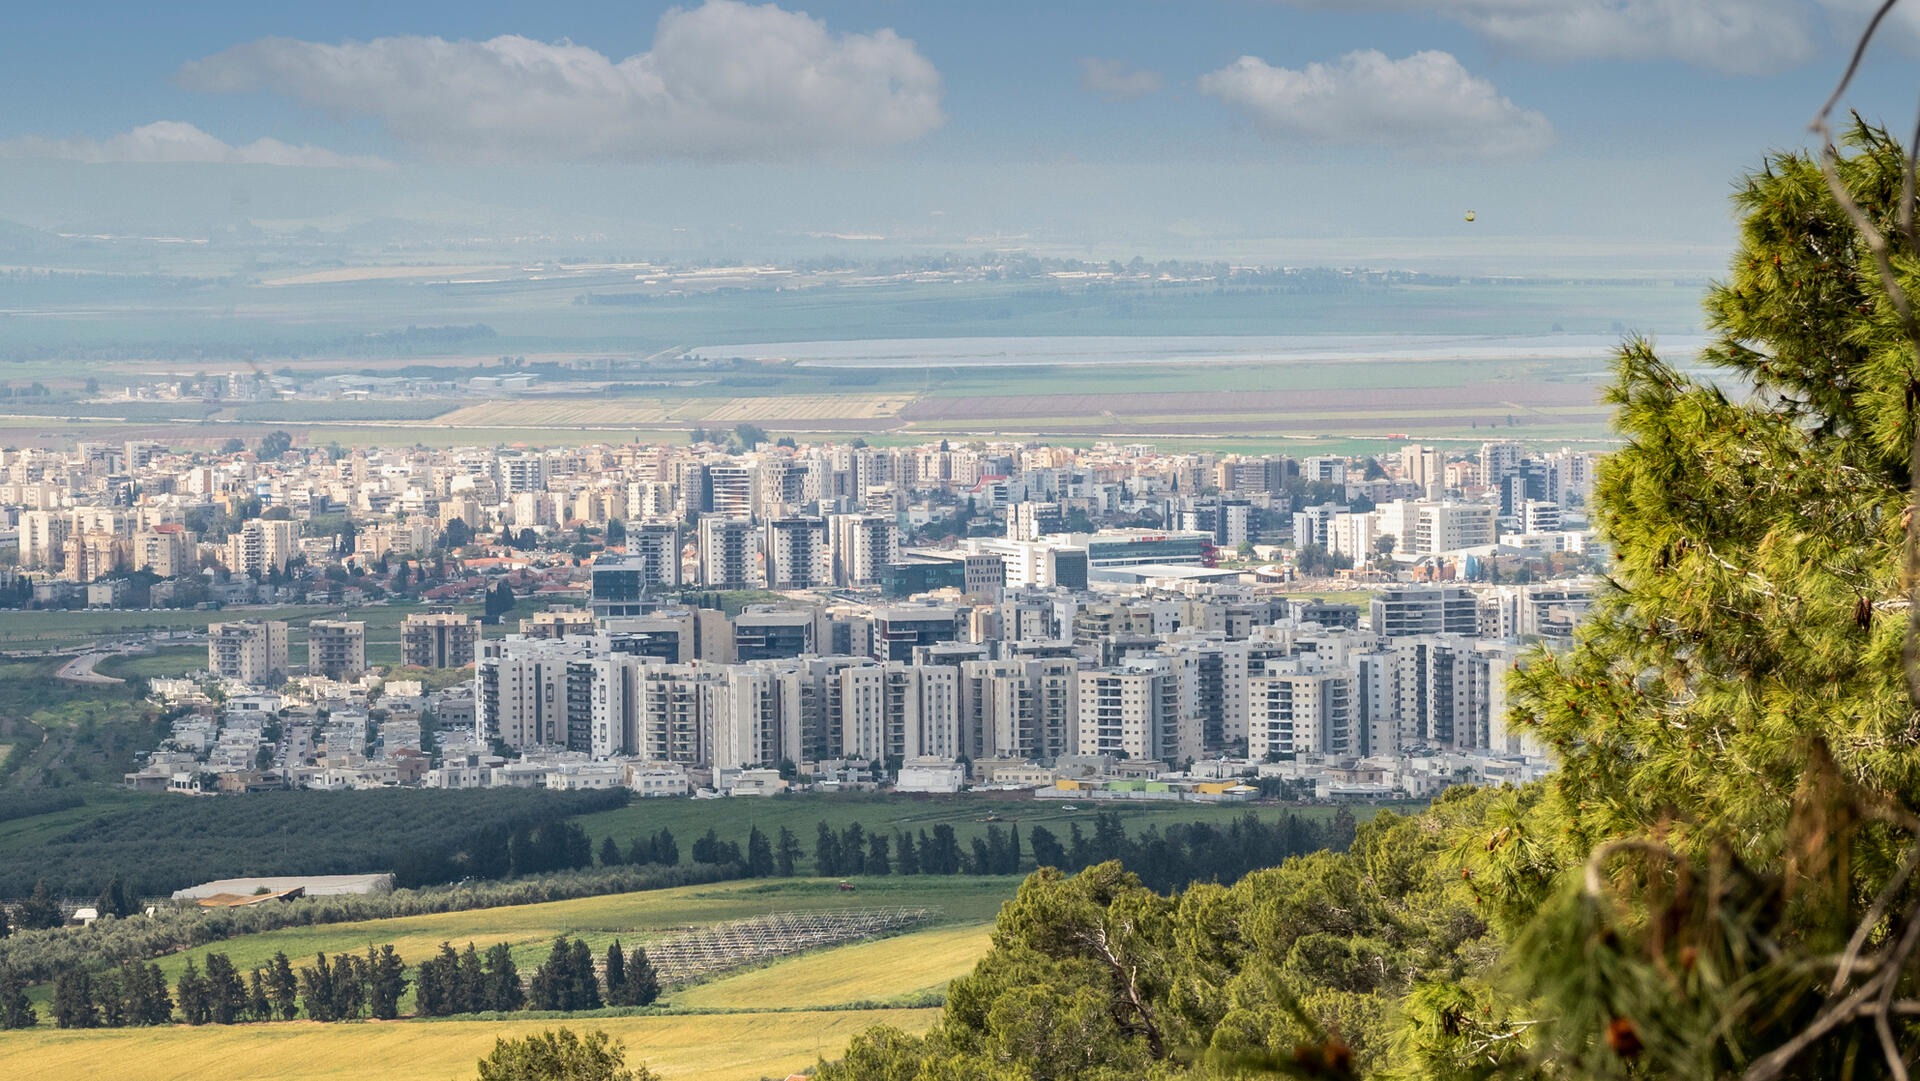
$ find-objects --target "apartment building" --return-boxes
[208,620,289,687]
[403,609,481,668]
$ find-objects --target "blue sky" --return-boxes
[2,0,1917,270]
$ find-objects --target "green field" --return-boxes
[0,1006,941,1081]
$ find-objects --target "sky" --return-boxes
[3,0,1920,272]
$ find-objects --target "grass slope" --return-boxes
[0,1006,941,1081]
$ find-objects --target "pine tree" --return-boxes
[94,968,124,1027]
[598,835,623,867]
[483,942,525,1012]
[416,944,455,1017]
[604,940,628,1006]
[17,878,63,930]
[266,951,299,1020]
[176,958,212,1024]
[0,962,34,1029]
[94,874,133,920]
[530,936,571,1011]
[840,823,866,875]
[133,963,171,1025]
[626,946,661,1008]
[568,939,602,1011]
[457,943,486,1015]
[746,826,774,877]
[297,954,334,1023]
[51,970,98,1028]
[247,969,271,1023]
[204,952,246,1023]
[814,821,841,876]
[330,952,364,1020]
[366,945,407,1020]
[775,827,801,877]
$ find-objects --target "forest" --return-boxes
[808,124,1920,1081]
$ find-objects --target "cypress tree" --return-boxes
[840,823,866,875]
[457,943,486,1015]
[814,821,840,876]
[776,827,801,876]
[866,831,890,876]
[568,938,602,1011]
[297,954,333,1023]
[483,942,524,1012]
[17,878,63,930]
[604,940,628,1006]
[51,969,98,1029]
[895,830,919,876]
[366,945,407,1020]
[177,958,212,1025]
[266,951,298,1020]
[95,968,125,1027]
[530,936,570,1011]
[204,953,245,1023]
[134,963,172,1025]
[247,969,272,1023]
[0,962,34,1029]
[598,835,623,867]
[330,952,364,1020]
[746,826,774,877]
[626,946,660,1008]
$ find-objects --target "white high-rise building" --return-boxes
[764,516,831,589]
[830,513,900,587]
[698,517,756,588]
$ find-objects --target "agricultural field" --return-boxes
[671,921,992,1009]
[0,1006,942,1081]
[120,875,1017,1000]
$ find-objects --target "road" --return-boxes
[55,651,125,684]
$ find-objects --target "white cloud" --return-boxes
[1818,0,1920,54]
[1199,50,1555,161]
[1268,0,1815,74]
[0,121,386,167]
[1079,58,1164,101]
[177,0,944,162]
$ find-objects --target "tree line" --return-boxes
[13,934,666,1030]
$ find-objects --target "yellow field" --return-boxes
[0,1007,938,1081]
[673,922,992,1009]
[429,393,909,429]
